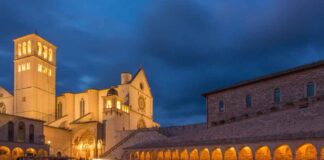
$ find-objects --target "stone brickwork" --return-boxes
[205,61,324,127]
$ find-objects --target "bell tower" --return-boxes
[13,33,56,122]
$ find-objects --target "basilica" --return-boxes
[0,33,159,159]
[2,33,324,160]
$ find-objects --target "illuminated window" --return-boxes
[37,42,42,56]
[22,42,27,55]
[18,43,22,56]
[219,101,225,113]
[18,65,21,72]
[43,45,48,59]
[48,70,52,77]
[106,100,112,108]
[22,64,26,71]
[26,63,30,70]
[117,101,121,110]
[43,67,48,74]
[307,82,315,97]
[246,95,252,108]
[27,40,32,54]
[49,49,53,62]
[274,88,281,104]
[38,64,42,72]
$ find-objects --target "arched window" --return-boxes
[307,82,315,97]
[274,88,281,104]
[17,122,25,142]
[56,102,63,119]
[27,40,32,54]
[22,42,27,54]
[246,95,252,108]
[43,45,48,59]
[8,121,14,142]
[29,125,34,143]
[80,99,85,117]
[18,43,22,56]
[49,49,53,62]
[37,42,42,56]
[219,101,225,113]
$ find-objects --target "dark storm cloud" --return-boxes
[1,0,324,126]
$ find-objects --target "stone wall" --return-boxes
[206,64,324,127]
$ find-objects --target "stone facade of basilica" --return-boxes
[0,33,159,159]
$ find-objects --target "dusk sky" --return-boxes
[1,0,324,126]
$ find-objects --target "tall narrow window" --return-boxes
[27,40,32,54]
[219,101,225,113]
[56,102,63,119]
[246,95,252,108]
[18,43,22,57]
[49,49,53,62]
[22,42,27,55]
[8,121,14,142]
[43,45,48,59]
[274,88,281,104]
[80,99,85,117]
[307,82,315,97]
[37,42,42,56]
[29,125,34,143]
[17,122,25,142]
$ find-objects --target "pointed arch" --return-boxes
[211,148,222,160]
[296,143,317,160]
[224,147,237,160]
[180,149,189,160]
[255,146,271,160]
[200,148,210,160]
[29,124,34,143]
[190,149,199,160]
[8,121,14,142]
[274,145,293,160]
[17,122,26,142]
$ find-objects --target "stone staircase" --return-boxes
[100,130,139,158]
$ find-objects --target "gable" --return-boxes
[130,68,152,97]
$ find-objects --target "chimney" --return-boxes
[121,72,132,84]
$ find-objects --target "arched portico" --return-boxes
[255,146,271,160]
[224,147,237,160]
[274,145,293,160]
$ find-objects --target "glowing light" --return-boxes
[117,101,121,110]
[106,100,112,108]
